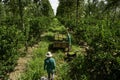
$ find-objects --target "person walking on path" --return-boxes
[44,52,56,80]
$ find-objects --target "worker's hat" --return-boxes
[46,51,52,57]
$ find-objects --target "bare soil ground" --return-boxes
[8,44,39,80]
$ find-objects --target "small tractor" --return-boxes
[48,33,69,52]
[48,31,80,61]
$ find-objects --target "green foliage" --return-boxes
[20,58,45,80]
[65,54,87,80]
[28,16,52,45]
[65,18,120,79]
[57,0,84,29]
[19,41,48,80]
[41,0,54,16]
[0,0,54,79]
[57,0,120,79]
[0,25,24,79]
[86,52,120,80]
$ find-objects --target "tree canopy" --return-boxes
[56,0,120,79]
[0,0,54,79]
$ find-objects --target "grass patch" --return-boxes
[19,40,70,80]
[54,51,69,80]
[19,41,49,80]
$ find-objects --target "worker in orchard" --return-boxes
[44,52,56,80]
[67,28,71,51]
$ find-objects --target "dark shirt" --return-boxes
[44,57,56,73]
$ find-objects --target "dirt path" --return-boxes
[8,44,39,80]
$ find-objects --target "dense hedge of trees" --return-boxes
[0,0,54,79]
[57,0,120,79]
